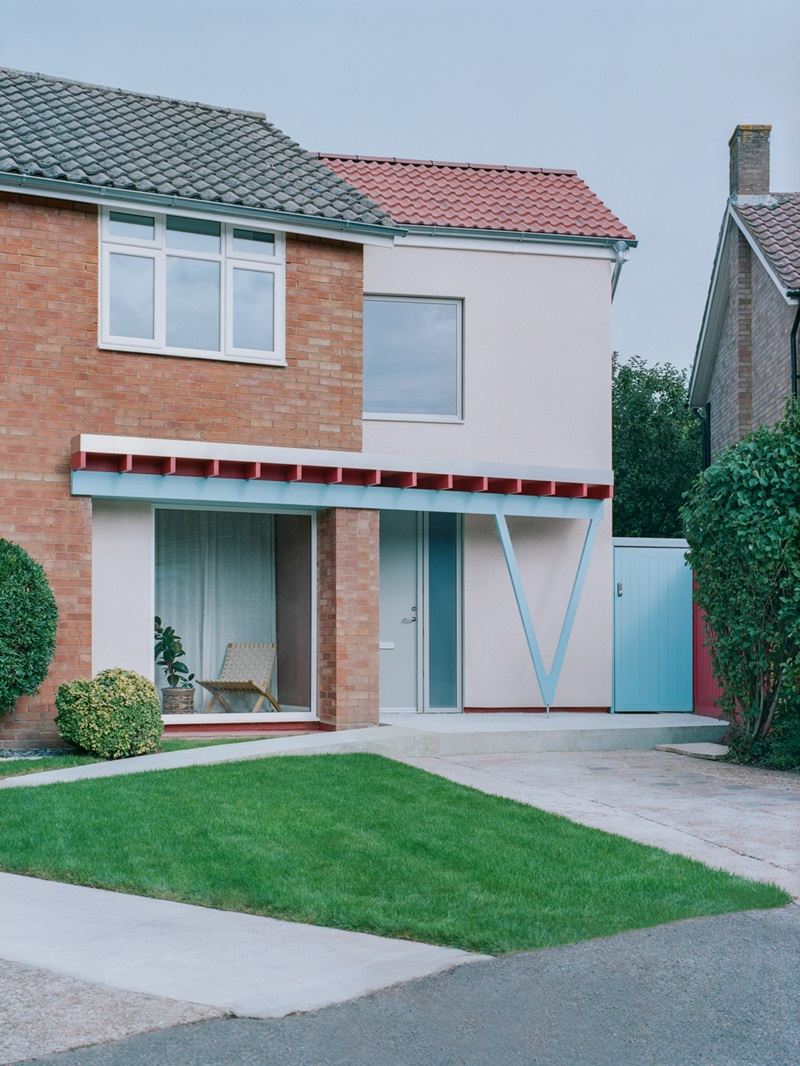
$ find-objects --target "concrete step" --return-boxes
[370,713,729,757]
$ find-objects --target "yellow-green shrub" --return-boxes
[55,669,162,759]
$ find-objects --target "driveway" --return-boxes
[401,748,800,897]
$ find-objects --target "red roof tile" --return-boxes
[317,154,635,242]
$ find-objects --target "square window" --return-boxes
[364,297,462,419]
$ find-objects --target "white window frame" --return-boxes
[99,207,286,365]
[362,294,464,423]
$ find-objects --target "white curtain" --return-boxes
[155,510,276,710]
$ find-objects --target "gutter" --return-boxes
[0,171,407,241]
[398,223,637,251]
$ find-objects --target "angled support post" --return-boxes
[493,509,602,714]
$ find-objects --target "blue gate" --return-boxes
[613,538,693,712]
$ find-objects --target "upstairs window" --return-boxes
[363,296,463,421]
[100,209,285,364]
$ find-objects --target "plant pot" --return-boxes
[161,687,195,714]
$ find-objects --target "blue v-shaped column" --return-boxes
[494,509,602,714]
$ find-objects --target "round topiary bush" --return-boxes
[55,668,162,759]
[0,539,58,716]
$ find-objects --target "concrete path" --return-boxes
[0,712,726,791]
[17,907,800,1066]
[401,748,800,897]
[0,873,484,1023]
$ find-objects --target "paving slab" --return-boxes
[401,749,800,897]
[655,741,729,759]
[0,873,485,1022]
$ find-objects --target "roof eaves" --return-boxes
[689,209,732,408]
[398,223,637,248]
[0,170,406,241]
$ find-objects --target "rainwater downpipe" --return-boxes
[610,241,629,301]
[789,291,800,410]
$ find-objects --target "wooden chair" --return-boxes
[198,642,283,714]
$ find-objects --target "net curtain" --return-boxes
[155,509,276,710]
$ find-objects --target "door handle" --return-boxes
[617,582,623,597]
[401,608,418,623]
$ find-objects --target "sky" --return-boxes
[2,0,799,372]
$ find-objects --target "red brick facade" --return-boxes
[316,508,380,729]
[707,220,795,457]
[0,192,375,747]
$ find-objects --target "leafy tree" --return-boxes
[612,353,701,537]
[0,540,58,715]
[681,411,800,762]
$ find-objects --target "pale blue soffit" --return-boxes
[71,471,605,521]
[494,512,602,712]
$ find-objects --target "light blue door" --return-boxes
[613,540,693,712]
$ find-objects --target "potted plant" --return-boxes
[154,617,196,713]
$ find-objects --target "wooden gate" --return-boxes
[613,538,693,712]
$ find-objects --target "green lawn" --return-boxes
[0,736,262,779]
[0,753,788,954]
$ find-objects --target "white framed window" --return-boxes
[99,208,286,364]
[363,295,463,421]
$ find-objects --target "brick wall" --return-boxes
[0,192,365,746]
[707,218,795,457]
[751,254,794,429]
[316,508,380,729]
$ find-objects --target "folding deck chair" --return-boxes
[198,642,283,713]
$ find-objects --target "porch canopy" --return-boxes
[71,434,612,711]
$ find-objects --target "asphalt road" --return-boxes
[23,906,800,1066]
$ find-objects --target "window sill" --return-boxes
[363,413,464,424]
[97,342,287,368]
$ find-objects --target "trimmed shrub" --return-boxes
[56,668,162,759]
[682,410,800,766]
[0,539,58,716]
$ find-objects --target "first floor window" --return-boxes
[101,209,285,364]
[363,295,463,420]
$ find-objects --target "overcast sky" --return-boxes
[2,0,799,372]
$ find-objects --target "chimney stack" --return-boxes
[729,125,771,198]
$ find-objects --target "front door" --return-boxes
[379,511,461,713]
[379,511,419,712]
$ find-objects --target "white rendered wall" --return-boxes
[362,242,613,470]
[363,242,614,708]
[92,500,154,679]
[463,513,611,708]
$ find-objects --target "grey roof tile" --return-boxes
[0,67,394,228]
[735,193,800,291]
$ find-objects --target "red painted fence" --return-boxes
[692,599,725,718]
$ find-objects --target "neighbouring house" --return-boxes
[690,125,800,460]
[0,68,635,750]
[689,124,800,717]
